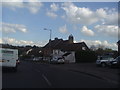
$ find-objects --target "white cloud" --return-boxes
[1,0,41,2]
[81,26,94,36]
[2,37,47,46]
[80,39,118,50]
[46,11,57,18]
[74,40,77,43]
[27,2,43,14]
[59,24,68,34]
[1,22,28,33]
[62,2,98,25]
[94,25,118,38]
[1,0,23,2]
[0,38,2,43]
[96,8,107,18]
[61,2,118,25]
[103,12,118,25]
[46,3,59,18]
[50,3,59,12]
[2,1,43,14]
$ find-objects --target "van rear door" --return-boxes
[1,48,18,67]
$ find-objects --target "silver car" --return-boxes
[96,56,114,67]
[50,57,64,64]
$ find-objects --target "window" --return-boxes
[82,47,86,50]
[2,50,13,54]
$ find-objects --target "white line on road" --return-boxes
[42,74,52,87]
[34,69,52,87]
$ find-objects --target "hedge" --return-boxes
[75,50,97,63]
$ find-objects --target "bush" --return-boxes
[75,50,97,63]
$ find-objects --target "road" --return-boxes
[2,60,118,88]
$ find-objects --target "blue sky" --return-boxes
[0,1,119,50]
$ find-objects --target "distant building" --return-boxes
[43,35,89,63]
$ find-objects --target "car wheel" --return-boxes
[101,63,106,67]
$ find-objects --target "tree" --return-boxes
[75,50,97,63]
[97,44,105,50]
[90,45,96,51]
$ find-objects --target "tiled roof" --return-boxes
[43,39,63,48]
[43,39,89,51]
[58,42,89,51]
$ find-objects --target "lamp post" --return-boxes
[43,28,52,63]
[44,28,52,41]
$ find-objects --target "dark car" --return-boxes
[110,56,120,68]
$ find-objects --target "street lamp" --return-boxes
[44,28,52,41]
[43,28,52,63]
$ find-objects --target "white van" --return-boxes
[0,48,18,72]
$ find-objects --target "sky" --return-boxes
[0,0,119,50]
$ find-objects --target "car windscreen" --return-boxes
[98,56,113,60]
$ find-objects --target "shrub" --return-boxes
[75,50,97,63]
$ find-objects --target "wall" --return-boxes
[64,52,75,63]
[52,49,75,63]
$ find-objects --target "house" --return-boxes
[43,35,89,63]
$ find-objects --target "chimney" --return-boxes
[49,39,51,42]
[68,34,74,43]
[55,37,58,40]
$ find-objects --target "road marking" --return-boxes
[35,69,52,87]
[42,74,52,87]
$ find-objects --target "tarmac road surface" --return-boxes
[2,60,119,88]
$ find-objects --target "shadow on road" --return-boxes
[2,68,17,73]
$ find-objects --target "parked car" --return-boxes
[57,57,64,64]
[33,57,43,61]
[96,56,114,67]
[50,56,64,64]
[110,56,120,68]
[33,57,40,61]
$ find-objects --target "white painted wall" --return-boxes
[52,49,75,63]
[64,52,75,63]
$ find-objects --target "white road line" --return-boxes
[42,74,52,87]
[35,69,52,87]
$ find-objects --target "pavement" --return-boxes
[50,63,120,87]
